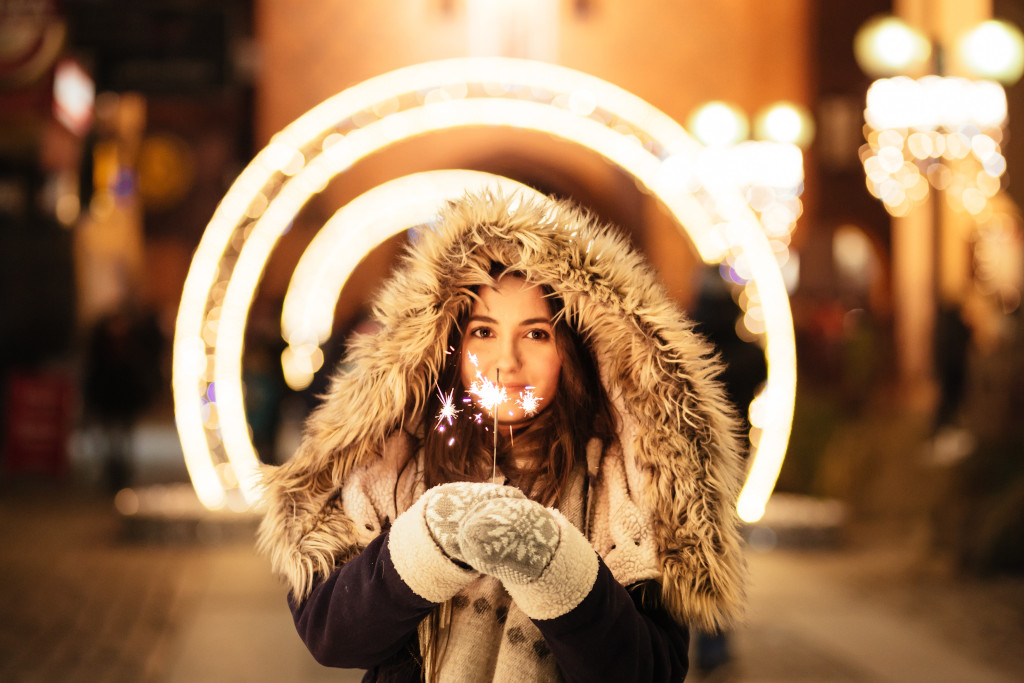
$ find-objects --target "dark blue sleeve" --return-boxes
[288,532,436,669]
[534,559,690,683]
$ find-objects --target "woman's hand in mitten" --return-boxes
[422,482,525,565]
[458,497,600,620]
[457,497,560,583]
[388,482,522,604]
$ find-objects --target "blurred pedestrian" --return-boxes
[933,302,971,433]
[82,303,163,491]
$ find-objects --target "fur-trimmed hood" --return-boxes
[257,190,747,631]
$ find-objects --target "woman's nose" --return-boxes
[495,338,522,373]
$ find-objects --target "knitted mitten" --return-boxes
[423,482,525,565]
[457,497,560,583]
[459,497,600,620]
[389,482,521,604]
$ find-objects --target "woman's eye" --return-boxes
[470,327,493,339]
[526,329,550,341]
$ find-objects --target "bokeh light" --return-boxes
[688,101,749,147]
[958,19,1024,85]
[862,76,1008,217]
[754,102,815,148]
[854,14,932,77]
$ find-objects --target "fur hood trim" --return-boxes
[257,190,747,631]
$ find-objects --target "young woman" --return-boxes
[257,191,747,681]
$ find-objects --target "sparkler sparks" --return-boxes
[517,387,542,416]
[435,386,460,427]
[468,372,508,413]
[433,351,543,464]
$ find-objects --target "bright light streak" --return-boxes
[173,57,796,522]
[866,76,1007,131]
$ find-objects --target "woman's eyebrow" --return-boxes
[468,315,552,326]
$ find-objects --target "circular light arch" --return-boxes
[172,57,796,522]
[280,171,544,391]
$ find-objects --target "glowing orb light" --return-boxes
[172,57,796,522]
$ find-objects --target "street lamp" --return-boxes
[854,12,1024,392]
[855,14,1023,218]
[958,20,1024,83]
[854,14,932,77]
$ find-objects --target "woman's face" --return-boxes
[460,276,562,425]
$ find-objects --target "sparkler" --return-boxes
[432,349,545,479]
[463,369,506,479]
[467,371,508,414]
[464,348,509,463]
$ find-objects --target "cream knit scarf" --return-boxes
[417,467,588,683]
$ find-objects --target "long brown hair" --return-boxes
[420,271,616,505]
[417,271,616,680]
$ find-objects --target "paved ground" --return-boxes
[2,480,1023,683]
[0,483,347,683]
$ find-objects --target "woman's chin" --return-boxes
[496,408,548,429]
[481,406,532,427]
[478,401,548,428]
[497,415,535,428]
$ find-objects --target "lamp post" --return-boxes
[854,11,1024,398]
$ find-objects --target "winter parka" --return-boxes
[256,190,747,678]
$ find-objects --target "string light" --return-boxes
[862,76,1008,218]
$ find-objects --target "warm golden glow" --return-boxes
[688,101,749,147]
[173,58,797,522]
[854,14,932,77]
[862,76,1008,217]
[958,20,1024,85]
[754,102,815,148]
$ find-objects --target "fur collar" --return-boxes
[257,191,746,631]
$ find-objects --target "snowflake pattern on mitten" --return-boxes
[423,482,524,564]
[459,497,561,585]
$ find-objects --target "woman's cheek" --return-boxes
[538,351,562,400]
